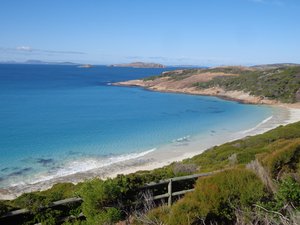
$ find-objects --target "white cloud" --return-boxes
[16,46,33,51]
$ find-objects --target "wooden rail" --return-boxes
[0,171,216,223]
[1,197,82,218]
[143,172,214,206]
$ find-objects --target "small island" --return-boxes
[78,64,93,68]
[110,61,165,68]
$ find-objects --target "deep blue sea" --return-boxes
[0,64,273,188]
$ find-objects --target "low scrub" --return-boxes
[258,138,300,179]
[168,168,266,224]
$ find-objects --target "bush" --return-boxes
[172,162,197,176]
[87,207,121,225]
[275,176,300,209]
[33,208,62,225]
[184,122,300,173]
[169,168,266,224]
[40,182,78,201]
[0,201,11,216]
[13,192,51,213]
[79,179,122,224]
[259,139,300,179]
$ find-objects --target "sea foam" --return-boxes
[10,148,156,186]
[240,116,273,134]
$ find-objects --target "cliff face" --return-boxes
[115,65,300,104]
[110,62,165,68]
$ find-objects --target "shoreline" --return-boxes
[1,101,300,200]
[114,80,278,105]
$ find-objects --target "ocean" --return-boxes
[0,64,274,189]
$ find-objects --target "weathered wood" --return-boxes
[2,208,30,217]
[142,179,170,188]
[153,193,169,200]
[1,197,82,218]
[168,179,172,206]
[172,188,194,196]
[50,197,82,206]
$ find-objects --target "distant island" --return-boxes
[78,64,93,68]
[0,60,79,65]
[115,63,300,104]
[110,61,165,68]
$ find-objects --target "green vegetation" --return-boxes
[195,66,300,103]
[181,123,300,174]
[169,169,266,224]
[143,68,201,81]
[258,139,300,179]
[136,122,300,224]
[143,65,300,103]
[2,122,300,224]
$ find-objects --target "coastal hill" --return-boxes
[116,64,300,104]
[110,61,165,68]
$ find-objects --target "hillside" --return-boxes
[1,121,300,224]
[110,62,165,68]
[116,64,300,104]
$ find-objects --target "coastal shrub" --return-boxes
[0,201,11,216]
[275,176,300,209]
[79,178,119,214]
[194,66,300,103]
[40,182,78,201]
[184,122,300,173]
[172,162,197,176]
[79,178,122,224]
[132,205,170,225]
[184,144,240,172]
[33,208,62,225]
[168,168,266,224]
[62,220,86,225]
[259,139,300,179]
[249,177,300,223]
[13,192,51,213]
[85,207,121,225]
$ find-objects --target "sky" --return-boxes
[0,0,299,66]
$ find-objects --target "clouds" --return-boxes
[16,46,32,51]
[0,46,85,55]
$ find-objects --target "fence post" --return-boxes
[168,178,172,206]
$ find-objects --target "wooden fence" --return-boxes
[143,172,213,206]
[0,172,216,224]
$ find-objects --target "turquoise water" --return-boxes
[0,64,272,188]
